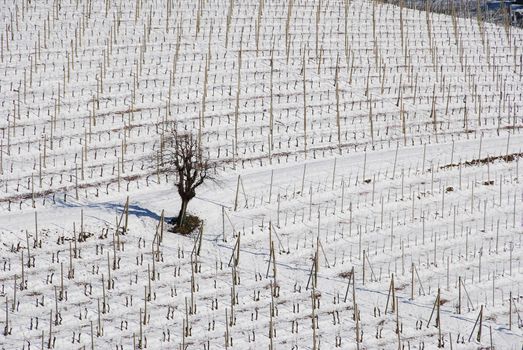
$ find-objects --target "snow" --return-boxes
[0,0,522,349]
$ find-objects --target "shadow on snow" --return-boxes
[55,198,173,223]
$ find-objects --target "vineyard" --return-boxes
[0,0,522,349]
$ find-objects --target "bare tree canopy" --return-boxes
[163,129,212,229]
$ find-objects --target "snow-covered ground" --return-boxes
[1,0,522,349]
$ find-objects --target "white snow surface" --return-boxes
[0,0,522,349]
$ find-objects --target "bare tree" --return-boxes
[164,130,212,229]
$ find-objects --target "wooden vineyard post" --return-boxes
[311,289,317,350]
[354,284,360,350]
[385,274,396,313]
[90,320,94,350]
[234,175,240,211]
[285,0,293,63]
[410,263,414,300]
[458,276,462,314]
[430,85,437,142]
[302,52,308,159]
[224,0,234,48]
[332,158,337,190]
[343,266,354,303]
[4,297,8,336]
[341,180,345,212]
[427,288,443,346]
[396,296,401,348]
[392,142,399,179]
[159,209,165,243]
[0,140,3,175]
[468,305,484,343]
[255,0,264,55]
[269,170,274,203]
[139,309,143,349]
[335,60,342,154]
[74,164,79,200]
[400,94,406,146]
[48,310,53,348]
[368,95,374,148]
[362,249,366,285]
[35,211,38,248]
[276,194,281,227]
[269,52,274,160]
[123,196,129,234]
[222,206,226,242]
[234,46,242,158]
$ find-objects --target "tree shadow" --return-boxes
[105,203,170,221]
[55,199,173,224]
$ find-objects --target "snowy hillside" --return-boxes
[0,0,522,349]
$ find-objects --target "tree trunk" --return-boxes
[177,199,189,227]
